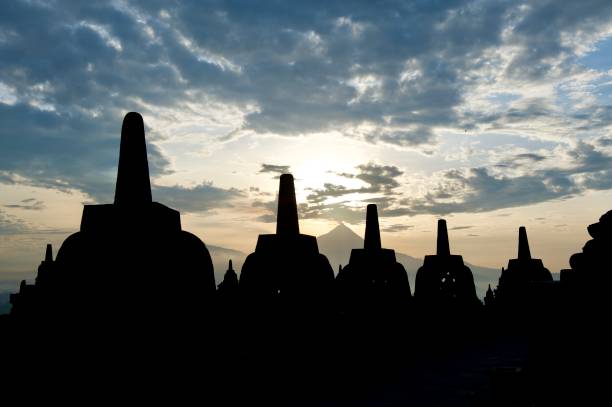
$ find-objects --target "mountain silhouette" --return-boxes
[317,223,364,268]
[317,223,498,298]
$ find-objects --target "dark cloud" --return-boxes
[598,137,612,147]
[504,1,612,80]
[3,198,45,210]
[496,152,548,169]
[258,164,291,176]
[152,183,244,213]
[450,226,473,230]
[393,166,578,216]
[252,196,278,223]
[309,162,403,204]
[516,153,547,162]
[306,183,352,204]
[382,224,414,233]
[390,141,612,216]
[352,163,403,193]
[363,126,437,148]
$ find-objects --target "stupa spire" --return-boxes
[518,226,531,260]
[114,112,152,206]
[45,244,53,262]
[436,219,450,256]
[276,174,300,235]
[364,204,382,250]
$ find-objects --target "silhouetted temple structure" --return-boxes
[9,244,55,318]
[336,204,411,316]
[414,219,479,309]
[8,112,216,325]
[239,174,334,315]
[562,210,612,289]
[218,259,239,293]
[494,227,552,313]
[3,111,610,405]
[484,284,495,308]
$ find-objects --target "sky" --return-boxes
[2,0,612,281]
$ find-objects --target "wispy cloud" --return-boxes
[258,164,291,177]
[3,198,45,211]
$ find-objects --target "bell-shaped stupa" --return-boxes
[336,204,411,316]
[414,219,479,309]
[239,174,334,315]
[10,112,216,324]
[495,227,552,310]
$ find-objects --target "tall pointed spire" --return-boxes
[45,244,53,262]
[518,226,531,260]
[276,174,300,235]
[114,112,152,206]
[364,204,382,250]
[228,259,233,271]
[436,219,450,256]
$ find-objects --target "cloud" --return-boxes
[3,1,611,150]
[3,198,45,210]
[393,166,578,216]
[495,152,548,169]
[350,163,404,194]
[251,137,612,224]
[381,224,414,233]
[0,103,171,203]
[0,209,29,235]
[299,162,404,221]
[307,162,403,204]
[299,139,612,222]
[390,140,612,216]
[152,182,244,213]
[2,0,612,225]
[252,197,278,223]
[258,164,291,176]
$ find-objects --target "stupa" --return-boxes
[9,112,216,324]
[239,174,334,314]
[414,219,479,309]
[495,227,552,310]
[336,204,411,315]
[218,260,239,293]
